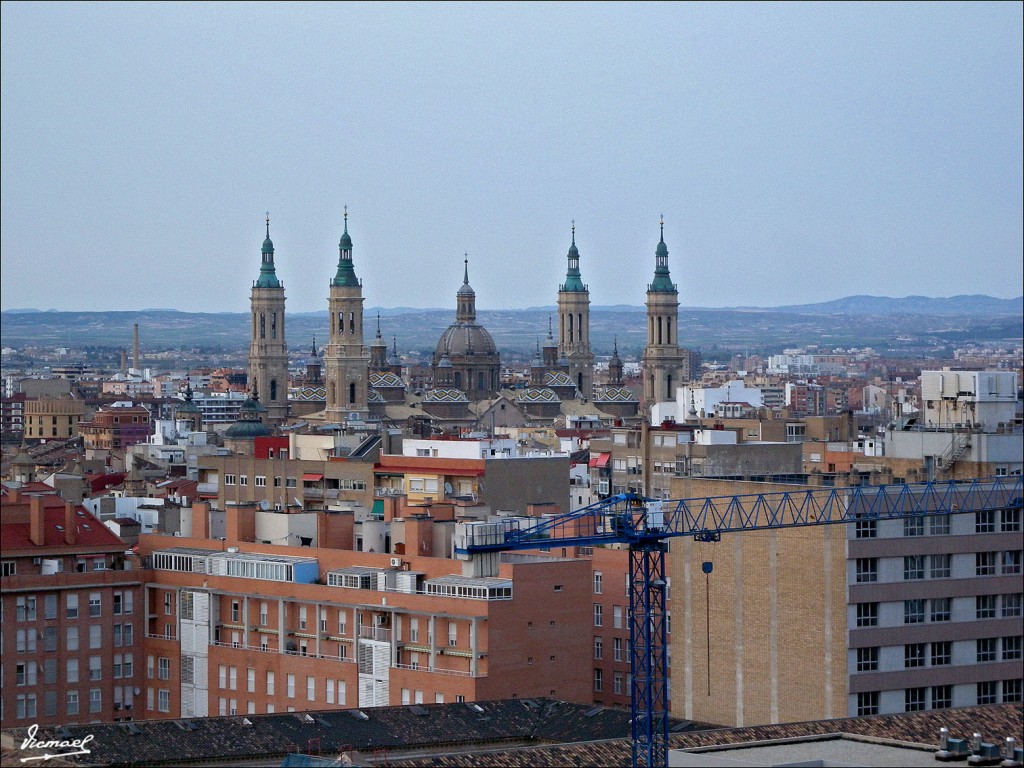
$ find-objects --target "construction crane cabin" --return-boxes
[453,476,1023,768]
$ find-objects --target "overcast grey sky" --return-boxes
[2,2,1021,314]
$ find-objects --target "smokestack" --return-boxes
[132,323,140,371]
[29,495,45,546]
[120,348,128,375]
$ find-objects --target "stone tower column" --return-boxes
[557,223,595,399]
[248,214,289,422]
[324,208,369,421]
[642,218,691,404]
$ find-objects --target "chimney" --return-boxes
[64,502,77,546]
[191,501,210,540]
[29,495,45,546]
[132,323,140,371]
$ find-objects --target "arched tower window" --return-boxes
[666,374,673,401]
[260,312,266,340]
[349,312,355,335]
[478,371,485,391]
[568,313,574,343]
[271,312,277,339]
[338,312,344,333]
[666,317,672,346]
[578,314,583,344]
[270,379,277,401]
[348,382,356,405]
[657,317,663,345]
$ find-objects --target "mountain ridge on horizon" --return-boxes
[4,294,1022,317]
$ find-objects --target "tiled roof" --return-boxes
[594,386,639,403]
[0,699,684,767]
[543,372,575,388]
[389,703,1024,767]
[291,386,327,402]
[424,388,470,403]
[369,372,404,388]
[0,503,127,551]
[515,388,560,403]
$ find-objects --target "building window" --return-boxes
[1002,636,1022,661]
[1001,508,1022,532]
[1004,679,1023,703]
[904,599,926,624]
[929,554,951,579]
[855,518,877,539]
[255,476,266,487]
[1,561,16,577]
[593,668,603,693]
[977,681,998,705]
[856,647,878,672]
[66,593,79,619]
[856,691,879,716]
[855,603,878,628]
[287,673,296,698]
[903,517,924,537]
[903,555,925,580]
[977,595,997,619]
[855,558,878,583]
[1002,594,1023,617]
[613,605,623,629]
[17,596,37,621]
[929,514,950,536]
[158,689,170,713]
[931,641,951,666]
[66,691,79,716]
[158,657,170,680]
[1002,551,1022,575]
[239,475,248,486]
[593,636,603,660]
[931,684,953,709]
[904,687,927,712]
[89,688,102,714]
[307,676,315,701]
[614,637,624,662]
[593,604,603,627]
[614,672,624,695]
[977,638,997,663]
[977,552,997,576]
[930,597,951,623]
[225,474,236,486]
[904,643,926,668]
[976,511,995,533]
[593,571,603,594]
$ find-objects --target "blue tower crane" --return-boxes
[454,475,1023,768]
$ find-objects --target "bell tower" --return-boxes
[557,221,595,398]
[642,217,691,403]
[248,213,289,422]
[324,207,370,421]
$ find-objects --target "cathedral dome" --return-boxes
[434,322,498,358]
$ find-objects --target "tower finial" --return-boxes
[311,336,317,357]
[266,211,270,238]
[613,336,619,355]
[376,311,382,337]
[660,214,664,240]
[343,205,348,232]
[463,253,469,284]
[548,315,554,338]
[571,219,575,245]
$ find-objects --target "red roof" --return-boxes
[86,472,127,494]
[0,504,127,552]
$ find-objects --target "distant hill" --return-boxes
[2,296,1020,358]
[758,294,1023,316]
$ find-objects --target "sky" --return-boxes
[1,2,1021,314]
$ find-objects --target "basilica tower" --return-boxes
[324,208,370,421]
[557,222,595,399]
[642,217,691,403]
[248,214,289,422]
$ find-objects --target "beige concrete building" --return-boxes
[23,396,86,442]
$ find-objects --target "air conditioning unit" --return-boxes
[390,558,402,568]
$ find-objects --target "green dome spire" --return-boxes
[648,215,676,293]
[332,206,361,287]
[256,212,282,289]
[560,219,586,292]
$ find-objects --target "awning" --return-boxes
[588,453,610,468]
[302,473,324,482]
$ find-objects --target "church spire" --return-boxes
[256,212,282,288]
[456,253,476,322]
[648,214,676,292]
[332,206,360,287]
[560,219,585,292]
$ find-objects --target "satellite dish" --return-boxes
[444,482,453,495]
[259,500,270,511]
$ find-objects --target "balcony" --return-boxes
[359,625,391,642]
[393,662,477,678]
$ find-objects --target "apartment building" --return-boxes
[667,477,1023,727]
[79,402,151,451]
[0,485,144,727]
[23,396,86,443]
[136,519,591,719]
